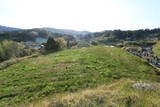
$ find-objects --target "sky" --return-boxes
[0,0,160,31]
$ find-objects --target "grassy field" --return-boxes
[28,79,160,107]
[0,46,159,106]
[153,42,160,56]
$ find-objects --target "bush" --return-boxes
[0,40,32,62]
[45,37,68,51]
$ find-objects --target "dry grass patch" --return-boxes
[24,79,160,107]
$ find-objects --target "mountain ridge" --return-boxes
[0,25,21,32]
[0,28,76,42]
[0,25,91,36]
[42,27,91,36]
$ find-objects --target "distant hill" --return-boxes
[0,25,91,36]
[0,25,20,32]
[42,27,91,36]
[82,28,160,44]
[2,25,160,45]
[0,25,90,42]
[0,28,76,42]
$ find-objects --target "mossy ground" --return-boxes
[0,46,159,106]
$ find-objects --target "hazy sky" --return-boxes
[0,0,160,31]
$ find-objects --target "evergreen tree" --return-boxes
[45,37,59,51]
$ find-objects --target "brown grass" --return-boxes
[22,79,134,107]
[21,79,160,107]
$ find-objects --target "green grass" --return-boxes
[42,79,160,107]
[0,46,159,106]
[153,42,160,56]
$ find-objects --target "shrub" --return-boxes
[55,37,67,49]
[0,40,32,62]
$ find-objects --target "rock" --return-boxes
[132,83,158,90]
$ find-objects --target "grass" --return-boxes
[153,42,160,56]
[0,46,159,106]
[0,54,39,70]
[29,79,160,107]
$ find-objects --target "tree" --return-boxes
[91,41,98,46]
[55,38,67,49]
[66,40,77,48]
[45,37,60,51]
[0,45,4,61]
[157,33,160,41]
[67,40,70,48]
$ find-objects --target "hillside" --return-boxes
[153,42,160,56]
[0,25,20,32]
[0,46,159,106]
[42,27,91,36]
[84,29,160,45]
[0,25,91,37]
[0,28,76,42]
